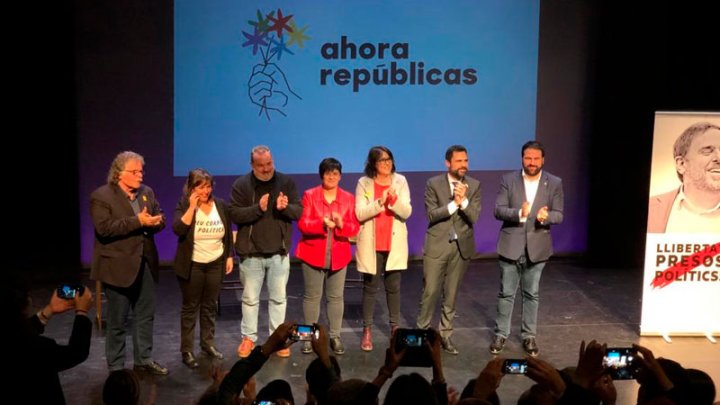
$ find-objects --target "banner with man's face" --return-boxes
[642,112,720,336]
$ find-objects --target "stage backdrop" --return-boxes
[174,0,539,175]
[642,112,720,336]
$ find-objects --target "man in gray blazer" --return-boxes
[90,151,168,374]
[490,141,564,357]
[416,145,481,354]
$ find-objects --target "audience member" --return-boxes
[103,369,141,405]
[8,278,93,404]
[305,337,342,405]
[215,321,298,403]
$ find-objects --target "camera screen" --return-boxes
[295,325,316,340]
[58,285,77,299]
[503,359,528,374]
[603,348,635,380]
[402,333,423,347]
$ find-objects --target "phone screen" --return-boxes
[401,333,423,347]
[57,284,78,299]
[503,359,528,374]
[395,328,433,367]
[294,325,317,341]
[603,348,636,380]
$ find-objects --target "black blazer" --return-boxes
[90,183,164,287]
[172,196,234,280]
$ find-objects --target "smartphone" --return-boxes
[395,328,433,367]
[57,283,85,300]
[291,324,318,341]
[503,359,528,374]
[603,347,636,380]
[397,329,427,348]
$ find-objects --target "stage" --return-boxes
[39,259,719,404]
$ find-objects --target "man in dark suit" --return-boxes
[90,151,168,374]
[490,141,564,357]
[416,145,481,354]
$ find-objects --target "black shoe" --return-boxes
[330,337,345,355]
[489,336,506,354]
[302,341,313,354]
[523,337,539,357]
[202,346,224,360]
[440,337,459,355]
[134,361,169,376]
[182,352,199,369]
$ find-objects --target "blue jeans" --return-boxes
[493,255,545,340]
[104,265,155,370]
[240,254,290,342]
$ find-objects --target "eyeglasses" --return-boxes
[377,158,393,164]
[123,170,144,176]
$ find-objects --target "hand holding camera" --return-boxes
[574,340,607,389]
[525,356,567,399]
[472,357,505,400]
[41,284,92,323]
[260,321,296,356]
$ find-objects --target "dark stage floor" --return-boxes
[36,260,719,404]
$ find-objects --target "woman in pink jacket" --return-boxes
[295,158,359,355]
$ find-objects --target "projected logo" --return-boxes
[241,8,310,120]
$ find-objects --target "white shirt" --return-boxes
[192,203,225,263]
[446,174,469,214]
[519,170,541,223]
[665,187,720,233]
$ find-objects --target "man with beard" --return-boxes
[416,145,481,355]
[648,122,720,233]
[489,141,564,357]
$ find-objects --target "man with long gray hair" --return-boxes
[90,151,168,375]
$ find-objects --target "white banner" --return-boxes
[641,112,720,336]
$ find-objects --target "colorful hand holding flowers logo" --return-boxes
[242,8,310,120]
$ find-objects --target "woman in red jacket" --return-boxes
[295,158,359,355]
